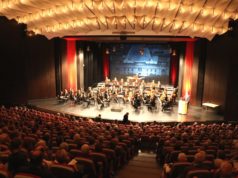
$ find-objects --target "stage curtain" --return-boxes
[82,43,104,88]
[103,50,110,80]
[182,41,194,97]
[66,39,77,90]
[170,53,179,87]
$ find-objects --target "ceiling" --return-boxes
[0,0,237,40]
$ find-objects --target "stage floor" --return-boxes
[29,98,224,123]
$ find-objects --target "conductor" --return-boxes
[123,112,129,124]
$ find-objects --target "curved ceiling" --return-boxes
[0,0,237,40]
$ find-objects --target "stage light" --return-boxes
[86,45,90,52]
[172,49,176,56]
[112,46,116,52]
[26,30,35,37]
[139,48,144,56]
[105,48,110,54]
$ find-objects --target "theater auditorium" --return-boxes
[0,0,238,178]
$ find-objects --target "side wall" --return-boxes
[0,17,56,104]
[203,24,238,119]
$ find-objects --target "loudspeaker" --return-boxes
[120,35,127,41]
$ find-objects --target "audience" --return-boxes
[0,106,238,178]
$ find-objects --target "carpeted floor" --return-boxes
[115,152,161,178]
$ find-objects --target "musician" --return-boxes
[161,91,173,112]
[132,94,141,110]
[74,90,81,104]
[97,93,104,110]
[148,95,157,111]
[171,88,178,104]
[64,89,70,98]
[69,88,74,101]
[82,92,90,107]
[57,91,67,103]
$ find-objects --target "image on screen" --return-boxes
[109,44,171,84]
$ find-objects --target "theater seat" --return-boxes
[50,163,76,178]
[14,173,41,178]
[75,157,97,178]
[0,168,8,178]
[185,169,212,178]
[90,152,108,177]
[169,162,192,178]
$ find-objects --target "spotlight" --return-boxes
[86,46,90,52]
[105,48,110,54]
[139,48,144,56]
[112,46,116,52]
[172,49,176,56]
[26,30,35,37]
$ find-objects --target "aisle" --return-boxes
[115,152,161,178]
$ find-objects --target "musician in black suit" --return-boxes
[132,94,141,110]
[148,95,157,111]
[97,94,104,110]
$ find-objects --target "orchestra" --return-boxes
[57,75,177,112]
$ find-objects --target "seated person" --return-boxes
[148,96,157,111]
[97,95,104,109]
[163,152,189,178]
[213,161,238,178]
[161,95,172,112]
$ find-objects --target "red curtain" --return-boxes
[103,50,110,79]
[66,39,77,90]
[182,41,194,97]
[170,53,179,87]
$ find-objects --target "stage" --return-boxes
[28,98,224,123]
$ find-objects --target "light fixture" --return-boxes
[86,45,90,52]
[172,49,176,56]
[139,48,144,56]
[112,46,116,52]
[26,30,35,37]
[105,48,110,54]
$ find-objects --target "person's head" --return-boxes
[55,149,70,164]
[177,152,187,162]
[35,139,47,149]
[30,149,44,166]
[194,151,206,163]
[214,158,223,169]
[220,161,233,176]
[73,133,80,143]
[59,142,69,151]
[81,144,90,155]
